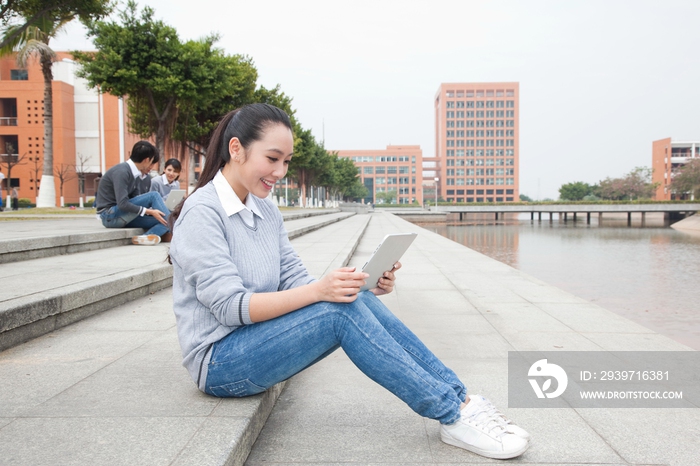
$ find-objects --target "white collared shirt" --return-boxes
[161,173,178,187]
[212,170,263,227]
[126,159,148,180]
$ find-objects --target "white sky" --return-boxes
[51,0,700,200]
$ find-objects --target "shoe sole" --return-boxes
[132,235,161,245]
[440,429,529,459]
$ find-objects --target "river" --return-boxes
[419,215,700,350]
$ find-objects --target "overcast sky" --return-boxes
[52,0,700,199]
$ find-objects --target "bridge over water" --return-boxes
[427,203,700,225]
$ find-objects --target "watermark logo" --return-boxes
[528,358,568,399]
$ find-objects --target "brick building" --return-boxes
[652,137,700,200]
[335,145,423,205]
[433,82,520,203]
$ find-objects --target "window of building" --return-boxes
[387,166,397,174]
[466,140,474,147]
[446,140,455,147]
[375,166,385,174]
[506,120,514,127]
[466,120,474,127]
[486,120,494,127]
[486,101,494,108]
[466,101,474,108]
[446,101,455,108]
[446,159,455,166]
[475,178,484,185]
[486,179,495,185]
[387,177,397,184]
[506,139,514,146]
[456,178,465,185]
[476,140,484,147]
[486,168,494,175]
[456,149,464,157]
[467,168,475,175]
[455,159,465,166]
[476,168,484,175]
[363,167,373,174]
[506,130,514,137]
[446,130,454,138]
[399,166,409,174]
[506,110,514,117]
[496,159,504,165]
[496,101,504,108]
[456,111,464,118]
[399,177,409,184]
[506,100,514,108]
[496,168,504,175]
[446,149,455,156]
[486,140,494,147]
[476,101,484,108]
[496,130,504,137]
[466,111,474,118]
[476,120,484,127]
[446,111,454,118]
[456,101,465,108]
[506,168,515,175]
[375,177,386,184]
[505,159,514,166]
[446,169,455,176]
[456,168,464,176]
[446,121,455,128]
[476,111,484,118]
[456,120,464,128]
[466,150,474,157]
[485,159,494,166]
[446,178,455,185]
[10,69,28,80]
[456,140,464,147]
[506,149,514,156]
[466,179,474,185]
[506,178,514,185]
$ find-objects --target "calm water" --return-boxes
[421,216,700,350]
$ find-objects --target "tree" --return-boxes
[0,142,27,198]
[375,190,398,204]
[519,193,533,202]
[74,2,187,165]
[1,1,111,207]
[0,0,111,49]
[597,167,658,201]
[73,152,89,206]
[54,163,74,205]
[670,158,700,200]
[559,181,594,201]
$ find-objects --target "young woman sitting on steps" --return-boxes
[168,103,530,460]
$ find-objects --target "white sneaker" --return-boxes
[132,234,161,245]
[441,396,529,459]
[470,394,531,441]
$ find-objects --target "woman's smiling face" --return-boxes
[225,123,294,202]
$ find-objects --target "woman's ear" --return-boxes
[229,137,243,162]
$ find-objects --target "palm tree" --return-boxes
[0,14,70,207]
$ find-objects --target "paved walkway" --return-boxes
[0,211,697,465]
[246,212,698,466]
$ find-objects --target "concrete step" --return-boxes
[0,212,373,466]
[0,211,356,352]
[0,209,344,265]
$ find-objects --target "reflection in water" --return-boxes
[421,218,700,350]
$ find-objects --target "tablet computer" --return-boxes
[360,233,417,291]
[165,189,186,210]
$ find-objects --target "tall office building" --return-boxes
[433,83,519,203]
[652,138,699,200]
[335,145,423,205]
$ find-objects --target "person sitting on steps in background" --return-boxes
[95,140,171,245]
[150,158,182,201]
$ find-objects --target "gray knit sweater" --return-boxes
[170,182,315,390]
[95,162,143,214]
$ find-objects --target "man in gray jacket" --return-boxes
[95,141,171,244]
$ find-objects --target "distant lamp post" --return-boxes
[434,177,439,210]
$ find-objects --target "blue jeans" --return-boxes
[99,191,170,236]
[205,291,467,424]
